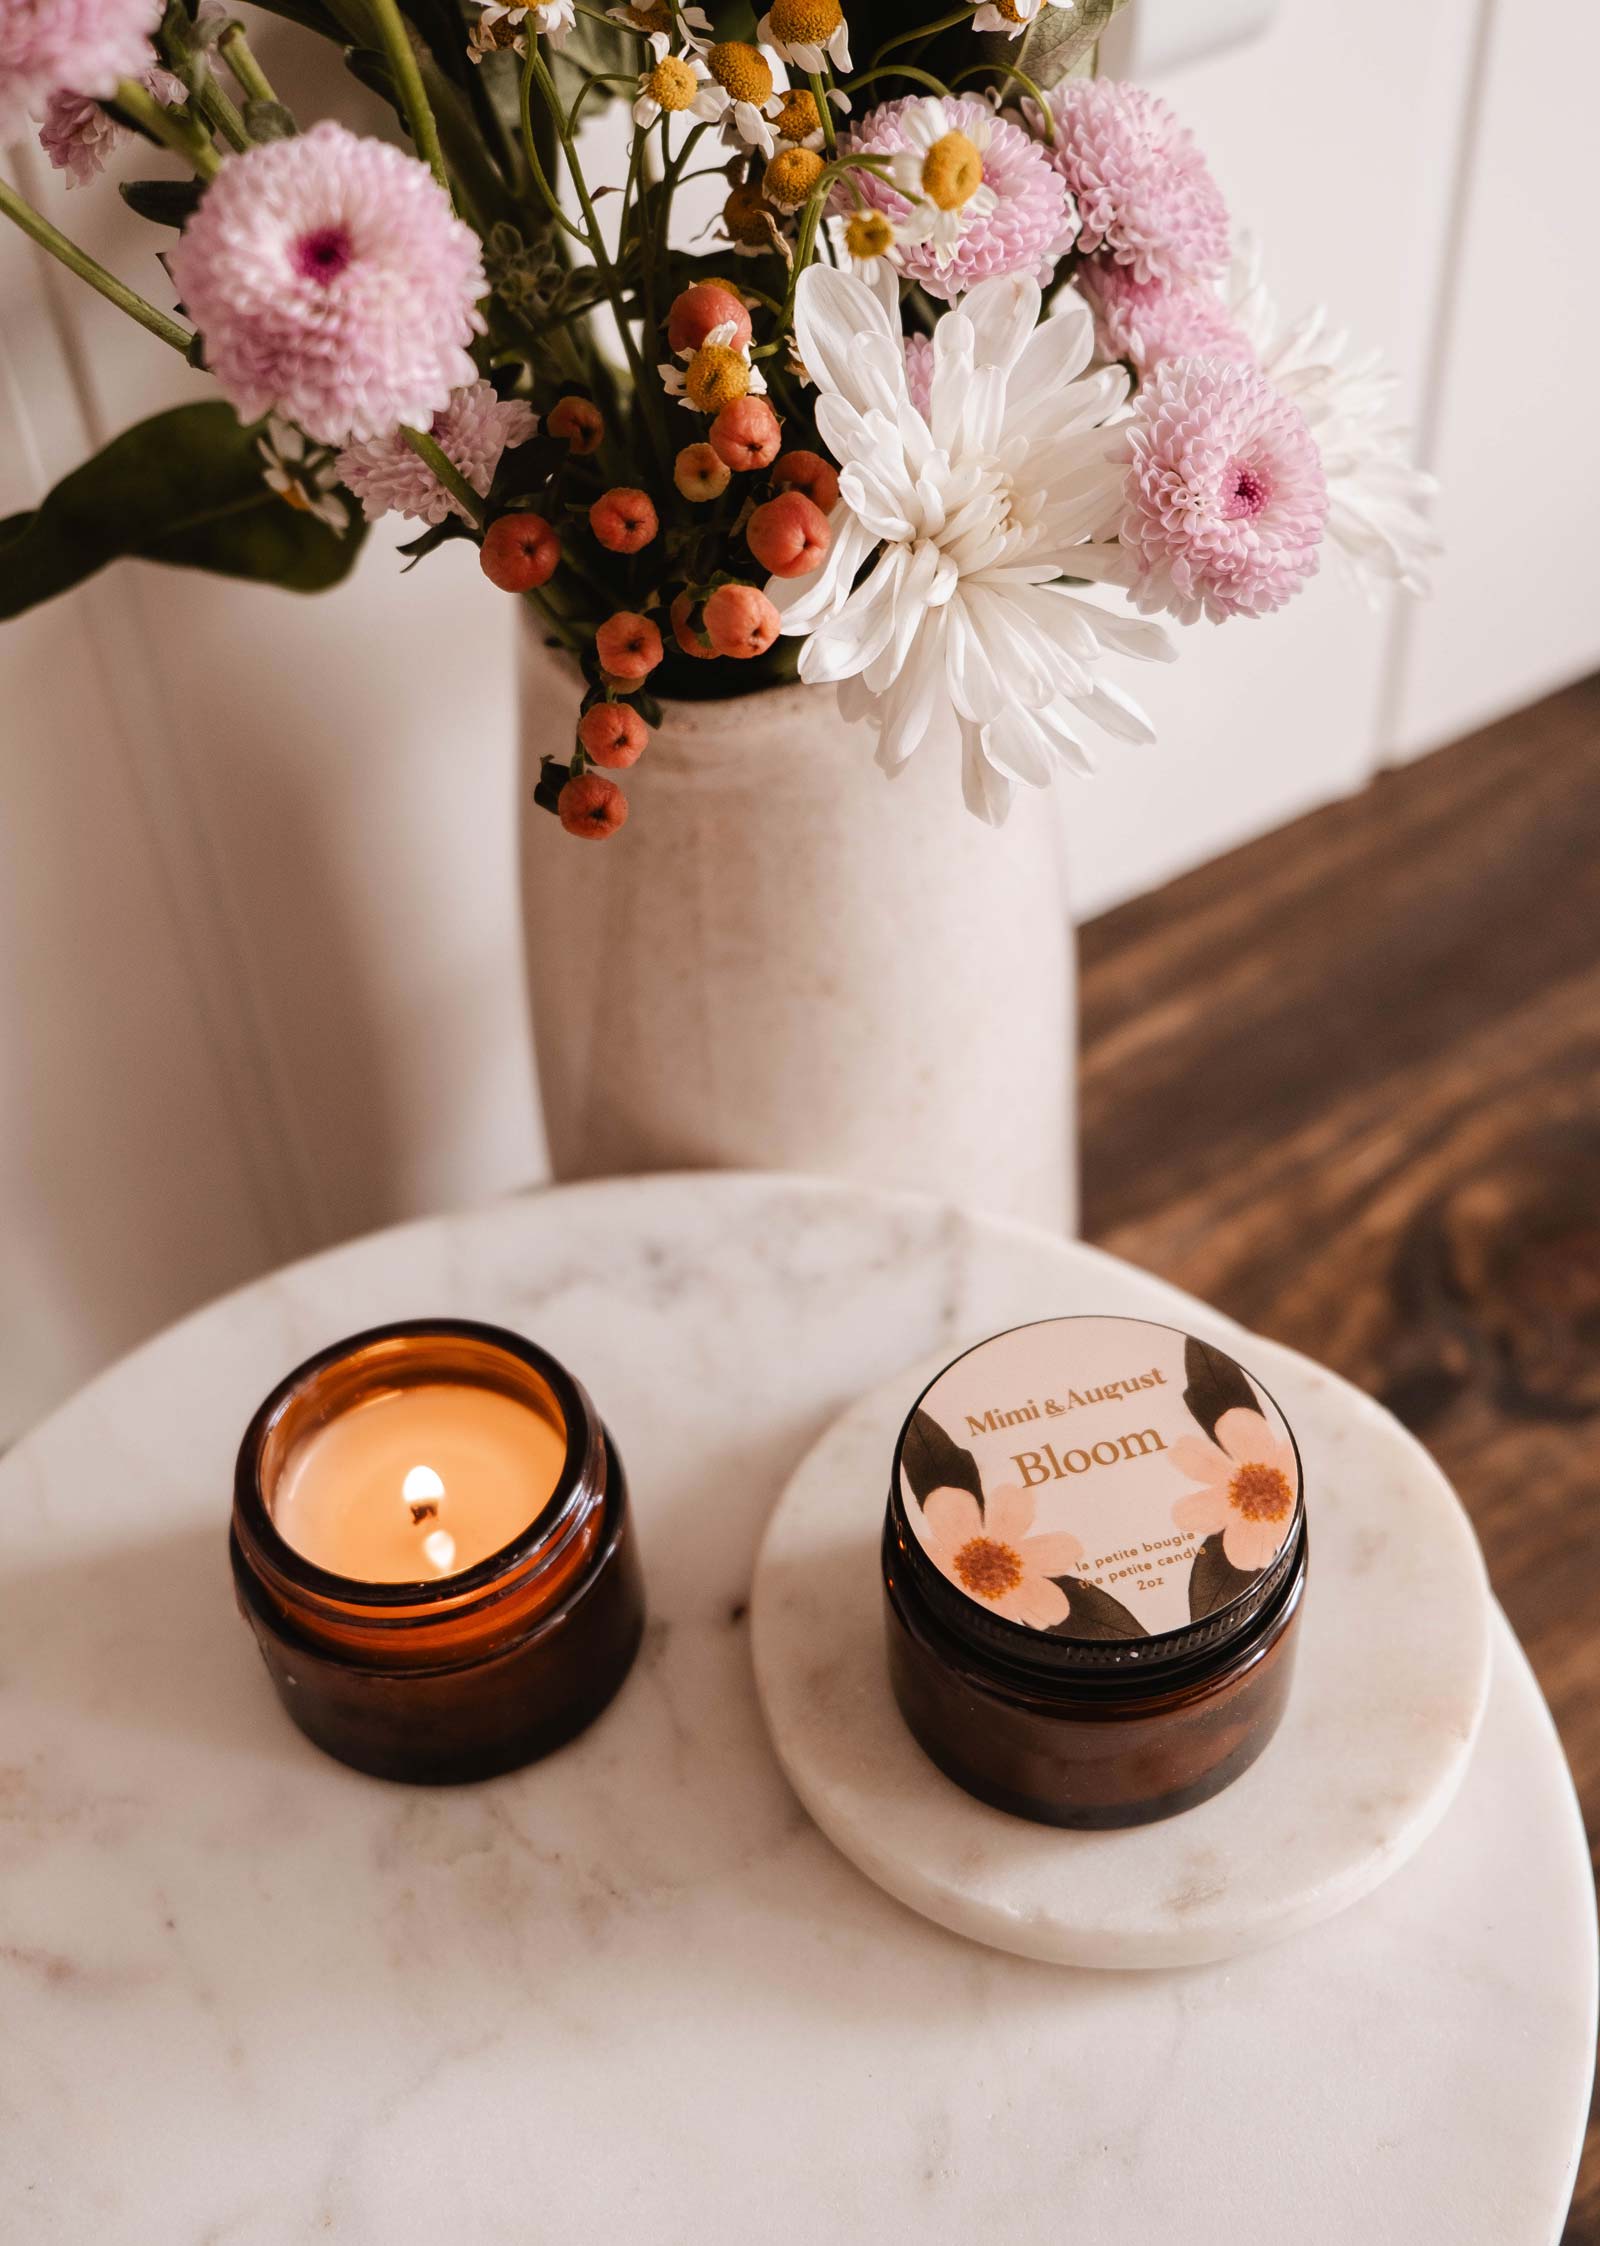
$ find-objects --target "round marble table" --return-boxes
[0,1176,1593,2245]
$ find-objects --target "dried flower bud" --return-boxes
[667,281,754,356]
[670,590,717,660]
[747,489,831,577]
[674,442,732,502]
[559,770,629,840]
[578,703,650,769]
[709,396,782,471]
[595,611,664,681]
[480,511,560,592]
[589,487,659,553]
[771,448,840,513]
[548,395,604,454]
[704,582,781,659]
[723,180,779,248]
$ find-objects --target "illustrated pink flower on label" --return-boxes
[920,1484,1085,1630]
[1167,1408,1298,1574]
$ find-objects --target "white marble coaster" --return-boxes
[752,1331,1495,1969]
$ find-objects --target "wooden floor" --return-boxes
[1080,673,1600,2243]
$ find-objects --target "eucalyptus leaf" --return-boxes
[1047,1576,1148,1640]
[118,177,203,228]
[900,1408,985,1510]
[0,403,365,621]
[1187,1532,1261,1622]
[242,98,300,141]
[963,0,1129,94]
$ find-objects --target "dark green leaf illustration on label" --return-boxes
[1047,1577,1148,1641]
[1187,1531,1262,1621]
[1181,1336,1259,1444]
[901,1408,984,1511]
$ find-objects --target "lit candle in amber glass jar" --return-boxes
[231,1320,644,1785]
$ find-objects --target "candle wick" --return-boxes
[407,1498,439,1525]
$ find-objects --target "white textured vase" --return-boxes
[518,626,1077,1230]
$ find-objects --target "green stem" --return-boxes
[191,70,252,152]
[115,79,220,176]
[219,24,280,106]
[844,63,950,100]
[517,56,592,243]
[871,6,976,64]
[0,176,192,353]
[807,71,837,153]
[402,426,485,524]
[951,58,1053,130]
[365,0,448,186]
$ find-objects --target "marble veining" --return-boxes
[0,1175,1592,2244]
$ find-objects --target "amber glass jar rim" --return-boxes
[234,1317,598,1612]
[887,1313,1307,1680]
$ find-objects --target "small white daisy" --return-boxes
[686,37,791,157]
[886,97,999,270]
[756,0,851,75]
[658,319,769,408]
[633,49,717,128]
[972,0,1075,34]
[606,2,713,60]
[257,418,351,535]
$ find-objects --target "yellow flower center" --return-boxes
[685,341,750,412]
[1227,1462,1294,1523]
[953,1536,1024,1601]
[992,0,1029,20]
[768,0,841,38]
[763,144,825,210]
[646,56,698,110]
[772,88,820,142]
[277,481,313,513]
[844,209,894,259]
[921,129,984,213]
[723,180,775,244]
[709,40,773,102]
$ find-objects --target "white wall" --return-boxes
[2,0,1595,1441]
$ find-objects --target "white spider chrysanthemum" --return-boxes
[606,2,712,60]
[1230,244,1438,599]
[973,0,1075,33]
[771,264,1173,823]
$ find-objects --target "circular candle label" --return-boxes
[899,1316,1301,1642]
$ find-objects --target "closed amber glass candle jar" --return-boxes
[231,1320,644,1785]
[883,1315,1307,1829]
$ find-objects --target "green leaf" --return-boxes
[900,1408,985,1510]
[118,176,203,228]
[1182,1336,1261,1444]
[1011,0,1128,87]
[242,99,300,141]
[0,403,366,621]
[1047,1577,1148,1640]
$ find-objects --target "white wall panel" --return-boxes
[1387,0,1600,758]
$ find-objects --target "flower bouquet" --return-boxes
[1,0,1433,842]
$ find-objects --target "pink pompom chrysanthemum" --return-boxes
[0,0,161,142]
[38,63,181,186]
[1038,79,1229,287]
[1079,260,1253,374]
[169,121,487,447]
[337,381,538,525]
[1116,356,1327,623]
[833,93,1075,303]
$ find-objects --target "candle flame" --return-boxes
[402,1462,446,1524]
[421,1528,457,1574]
